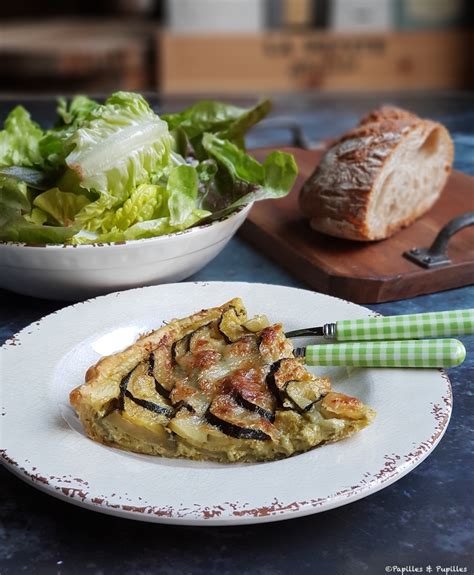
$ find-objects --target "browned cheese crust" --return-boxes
[70,298,375,462]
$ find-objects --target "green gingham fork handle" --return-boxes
[303,338,466,368]
[336,309,474,342]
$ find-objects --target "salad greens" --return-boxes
[0,92,297,244]
[0,106,44,168]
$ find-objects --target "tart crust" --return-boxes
[70,298,375,462]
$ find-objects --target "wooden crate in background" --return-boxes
[159,29,473,93]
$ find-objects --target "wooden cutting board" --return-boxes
[240,147,474,303]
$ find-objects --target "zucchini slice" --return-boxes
[151,345,175,395]
[206,395,273,441]
[206,410,270,441]
[229,301,247,321]
[189,322,223,353]
[171,333,191,363]
[120,362,174,418]
[243,314,269,333]
[221,367,276,422]
[148,355,171,399]
[285,378,329,413]
[265,360,283,405]
[265,358,328,412]
[103,410,176,449]
[170,385,211,417]
[218,308,248,343]
[119,392,172,431]
[233,394,275,422]
[258,325,294,364]
[218,308,268,343]
[169,409,244,451]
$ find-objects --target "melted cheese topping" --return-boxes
[71,299,375,463]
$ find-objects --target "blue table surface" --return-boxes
[0,93,473,575]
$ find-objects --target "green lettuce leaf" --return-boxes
[39,96,101,168]
[217,99,272,149]
[0,177,29,213]
[163,101,248,139]
[55,168,95,197]
[0,94,297,246]
[0,175,80,243]
[73,168,210,243]
[201,133,298,216]
[127,209,209,239]
[0,216,77,244]
[33,188,90,226]
[0,173,30,232]
[74,171,210,243]
[67,92,172,195]
[90,209,210,243]
[197,159,218,183]
[0,166,51,191]
[57,95,100,127]
[38,132,71,170]
[24,207,48,225]
[203,133,263,182]
[167,165,199,226]
[94,184,163,233]
[0,106,45,168]
[67,92,172,229]
[121,218,173,240]
[163,99,271,154]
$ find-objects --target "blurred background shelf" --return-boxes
[0,19,157,94]
[0,0,472,96]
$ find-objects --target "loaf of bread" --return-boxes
[299,106,454,241]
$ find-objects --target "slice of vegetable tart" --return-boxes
[70,299,375,462]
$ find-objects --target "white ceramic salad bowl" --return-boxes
[0,204,252,300]
[0,93,298,300]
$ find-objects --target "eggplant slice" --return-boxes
[70,298,375,463]
[119,361,174,418]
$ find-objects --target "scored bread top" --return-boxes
[299,106,453,241]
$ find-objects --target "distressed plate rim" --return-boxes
[0,282,452,525]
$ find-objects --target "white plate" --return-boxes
[0,282,452,525]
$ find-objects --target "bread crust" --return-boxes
[300,106,454,241]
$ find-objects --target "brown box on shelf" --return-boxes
[158,29,473,93]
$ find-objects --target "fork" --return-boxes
[292,338,466,368]
[286,309,473,368]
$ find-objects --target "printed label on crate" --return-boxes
[262,35,386,86]
[160,30,468,93]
